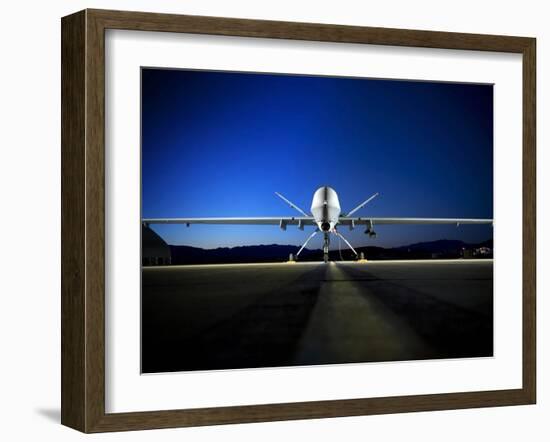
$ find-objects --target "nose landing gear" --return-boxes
[323,232,330,263]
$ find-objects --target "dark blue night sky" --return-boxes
[141,68,493,249]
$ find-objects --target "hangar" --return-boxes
[142,225,171,266]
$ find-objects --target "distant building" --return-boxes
[142,225,171,266]
[476,246,492,256]
[462,246,493,259]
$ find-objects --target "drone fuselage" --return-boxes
[311,186,341,233]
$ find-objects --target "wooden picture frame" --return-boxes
[61,8,536,433]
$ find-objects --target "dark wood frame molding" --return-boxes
[61,9,536,433]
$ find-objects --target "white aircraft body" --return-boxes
[143,186,493,263]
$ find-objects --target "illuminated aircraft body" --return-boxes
[143,186,493,263]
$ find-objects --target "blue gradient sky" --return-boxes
[142,68,493,249]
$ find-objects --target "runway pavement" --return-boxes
[141,260,493,373]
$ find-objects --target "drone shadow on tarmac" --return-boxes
[141,260,493,373]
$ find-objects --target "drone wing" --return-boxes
[338,217,493,227]
[142,217,316,229]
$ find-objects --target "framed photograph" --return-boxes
[61,9,536,433]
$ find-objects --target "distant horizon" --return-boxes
[164,236,493,251]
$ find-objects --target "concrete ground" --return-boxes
[141,260,493,373]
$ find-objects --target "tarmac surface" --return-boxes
[141,260,493,373]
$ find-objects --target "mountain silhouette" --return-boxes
[166,239,493,265]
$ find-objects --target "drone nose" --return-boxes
[321,222,331,232]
